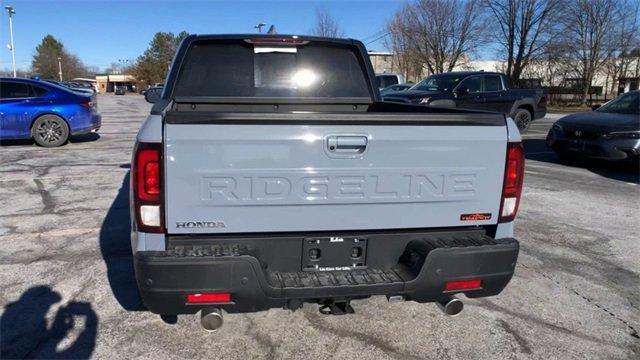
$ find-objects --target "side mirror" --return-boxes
[455,87,469,96]
[144,87,163,104]
[591,104,601,111]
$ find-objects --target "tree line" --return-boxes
[17,2,638,105]
[384,0,640,104]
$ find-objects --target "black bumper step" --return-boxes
[268,268,404,289]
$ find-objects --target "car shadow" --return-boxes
[0,285,98,359]
[523,138,639,184]
[99,171,145,311]
[69,133,100,143]
[0,138,34,146]
[0,133,100,147]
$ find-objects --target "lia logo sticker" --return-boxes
[460,213,492,221]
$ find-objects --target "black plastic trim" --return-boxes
[135,230,519,315]
[163,110,505,126]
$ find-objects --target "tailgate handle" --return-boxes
[327,136,368,153]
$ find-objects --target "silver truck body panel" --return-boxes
[163,123,507,234]
[136,114,163,143]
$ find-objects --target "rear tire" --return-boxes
[514,108,532,132]
[31,115,69,147]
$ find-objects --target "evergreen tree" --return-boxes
[131,31,189,85]
[32,35,87,80]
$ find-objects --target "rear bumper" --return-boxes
[134,231,519,315]
[71,113,102,135]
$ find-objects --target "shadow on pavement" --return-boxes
[0,139,34,146]
[523,138,640,184]
[69,133,101,143]
[0,285,98,359]
[99,171,145,311]
[0,133,100,147]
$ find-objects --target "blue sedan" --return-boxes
[0,77,101,147]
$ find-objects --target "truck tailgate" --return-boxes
[163,115,507,234]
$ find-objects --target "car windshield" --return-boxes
[596,92,639,115]
[410,74,464,92]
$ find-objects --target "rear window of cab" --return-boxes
[172,40,371,99]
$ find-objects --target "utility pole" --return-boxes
[4,5,16,77]
[254,22,266,33]
[57,57,63,81]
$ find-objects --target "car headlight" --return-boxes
[552,123,563,131]
[418,97,431,104]
[602,131,640,139]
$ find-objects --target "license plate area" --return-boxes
[302,236,368,271]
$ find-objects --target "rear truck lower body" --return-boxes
[133,228,519,315]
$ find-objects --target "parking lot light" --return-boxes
[4,5,16,78]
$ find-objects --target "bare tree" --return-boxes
[484,0,560,84]
[603,0,640,97]
[402,0,486,74]
[559,0,618,104]
[384,5,424,81]
[311,8,344,38]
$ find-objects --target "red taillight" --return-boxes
[133,143,163,232]
[143,159,160,196]
[186,293,231,304]
[80,100,92,109]
[499,143,525,223]
[136,149,160,201]
[445,279,482,292]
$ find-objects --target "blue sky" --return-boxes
[0,0,405,71]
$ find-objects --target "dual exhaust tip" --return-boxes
[200,307,224,332]
[199,298,463,331]
[437,297,464,316]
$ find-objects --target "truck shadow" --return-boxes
[0,285,98,359]
[99,171,145,311]
[523,138,639,184]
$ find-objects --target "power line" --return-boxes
[365,31,390,45]
[361,29,387,42]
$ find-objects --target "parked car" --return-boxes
[0,77,101,147]
[380,83,413,96]
[375,73,405,90]
[114,86,127,95]
[133,34,523,330]
[546,90,639,161]
[43,79,95,95]
[143,85,163,102]
[382,71,547,131]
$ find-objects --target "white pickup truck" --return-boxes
[131,34,524,331]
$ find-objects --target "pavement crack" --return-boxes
[242,315,278,358]
[520,262,639,340]
[33,178,56,214]
[497,319,533,354]
[302,307,425,360]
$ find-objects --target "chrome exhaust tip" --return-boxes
[437,297,464,316]
[200,308,224,332]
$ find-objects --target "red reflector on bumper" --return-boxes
[186,293,231,304]
[445,279,482,292]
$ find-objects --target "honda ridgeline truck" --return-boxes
[132,34,524,331]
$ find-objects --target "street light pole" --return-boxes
[254,22,266,33]
[57,57,63,81]
[4,5,16,78]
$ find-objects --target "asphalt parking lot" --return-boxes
[1,95,638,359]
